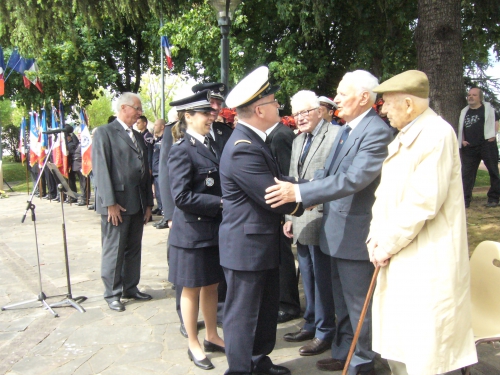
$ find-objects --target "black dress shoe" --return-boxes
[121,291,152,300]
[76,201,88,206]
[108,300,125,312]
[188,349,214,370]
[151,207,161,215]
[156,220,169,229]
[203,339,225,353]
[299,337,331,356]
[180,323,188,338]
[253,364,291,375]
[88,204,95,210]
[316,358,346,371]
[283,328,315,342]
[277,310,299,324]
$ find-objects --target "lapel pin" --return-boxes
[190,137,195,146]
[217,129,222,135]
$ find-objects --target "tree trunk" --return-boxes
[415,0,463,132]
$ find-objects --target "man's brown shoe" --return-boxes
[283,328,315,342]
[316,358,346,371]
[299,338,331,356]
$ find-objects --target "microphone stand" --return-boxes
[2,132,63,317]
[46,168,87,313]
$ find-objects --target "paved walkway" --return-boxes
[0,192,498,375]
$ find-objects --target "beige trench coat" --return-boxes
[369,108,477,375]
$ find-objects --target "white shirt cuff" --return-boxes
[294,184,302,202]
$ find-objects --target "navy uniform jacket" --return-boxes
[212,121,233,152]
[219,124,304,271]
[167,133,222,249]
[141,129,154,172]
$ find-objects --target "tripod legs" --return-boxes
[2,292,59,318]
[50,296,87,313]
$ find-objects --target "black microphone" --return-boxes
[43,125,74,135]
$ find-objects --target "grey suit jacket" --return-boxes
[287,120,339,245]
[92,120,154,216]
[299,109,394,260]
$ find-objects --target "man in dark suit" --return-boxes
[151,119,165,215]
[265,70,394,374]
[265,120,301,323]
[136,115,154,175]
[282,90,339,356]
[92,92,154,312]
[220,66,304,375]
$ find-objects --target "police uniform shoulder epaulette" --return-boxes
[234,140,252,145]
[174,138,185,145]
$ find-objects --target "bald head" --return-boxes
[154,119,166,137]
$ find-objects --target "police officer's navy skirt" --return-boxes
[168,244,224,288]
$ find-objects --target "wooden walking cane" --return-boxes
[342,265,381,375]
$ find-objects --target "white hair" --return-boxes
[167,107,179,122]
[290,90,320,113]
[115,92,141,113]
[341,70,379,103]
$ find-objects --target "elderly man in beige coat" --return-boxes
[367,70,477,375]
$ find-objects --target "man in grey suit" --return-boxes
[92,92,154,312]
[265,70,394,374]
[282,90,338,356]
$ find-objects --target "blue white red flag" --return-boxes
[80,109,92,176]
[29,112,41,167]
[161,36,174,70]
[18,117,27,164]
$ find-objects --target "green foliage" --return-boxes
[85,89,114,128]
[1,124,20,161]
[0,99,15,126]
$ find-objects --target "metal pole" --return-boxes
[160,18,165,120]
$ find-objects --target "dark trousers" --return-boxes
[279,236,300,315]
[330,257,376,375]
[153,175,163,211]
[297,242,335,341]
[461,140,500,204]
[100,212,144,302]
[44,168,57,197]
[223,267,279,375]
[69,170,89,203]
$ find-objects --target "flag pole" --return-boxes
[160,18,165,120]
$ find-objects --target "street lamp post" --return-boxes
[210,0,241,90]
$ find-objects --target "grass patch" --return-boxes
[474,170,491,187]
[466,193,500,254]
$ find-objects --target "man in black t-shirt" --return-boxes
[458,87,500,207]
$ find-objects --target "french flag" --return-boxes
[161,36,174,70]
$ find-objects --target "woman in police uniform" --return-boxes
[167,90,225,370]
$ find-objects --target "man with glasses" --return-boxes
[265,70,394,374]
[220,66,304,375]
[282,90,339,356]
[92,92,154,312]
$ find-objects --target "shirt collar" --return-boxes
[238,120,267,142]
[186,129,206,144]
[346,108,371,131]
[310,119,325,137]
[265,122,279,136]
[116,118,131,131]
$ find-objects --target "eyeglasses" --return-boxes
[257,99,284,110]
[124,104,143,112]
[292,108,318,118]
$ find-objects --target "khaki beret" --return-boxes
[373,70,429,99]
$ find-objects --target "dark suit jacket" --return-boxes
[219,124,304,271]
[168,133,222,249]
[92,120,154,216]
[212,121,233,152]
[265,122,295,176]
[140,129,154,172]
[158,121,176,220]
[299,109,394,260]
